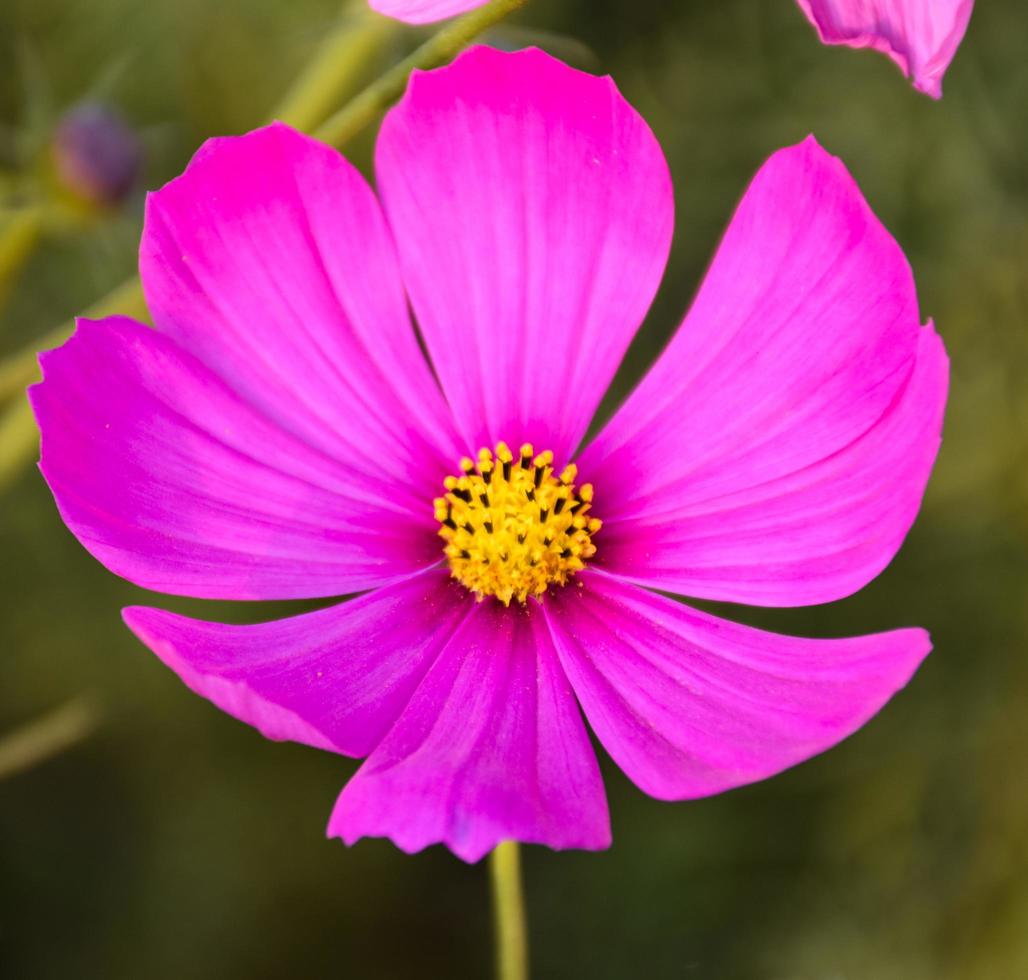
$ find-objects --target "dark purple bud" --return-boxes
[53,103,143,207]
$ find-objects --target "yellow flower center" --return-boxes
[434,442,602,606]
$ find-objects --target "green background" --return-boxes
[2,0,1026,977]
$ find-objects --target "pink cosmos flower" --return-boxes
[796,0,975,98]
[370,0,487,26]
[31,45,948,863]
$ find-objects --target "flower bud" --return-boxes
[52,103,143,208]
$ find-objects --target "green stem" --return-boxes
[314,0,528,147]
[0,204,44,312]
[490,842,529,980]
[272,2,399,133]
[0,696,100,781]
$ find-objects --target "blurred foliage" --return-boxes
[1,0,1026,977]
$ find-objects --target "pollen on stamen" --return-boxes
[433,441,602,606]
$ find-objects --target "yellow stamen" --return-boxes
[434,442,602,606]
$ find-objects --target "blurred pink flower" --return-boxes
[797,0,975,97]
[370,0,487,25]
[32,46,948,862]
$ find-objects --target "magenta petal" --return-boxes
[582,138,948,607]
[376,46,673,461]
[370,0,487,24]
[546,571,931,800]
[31,317,443,599]
[594,324,948,607]
[797,0,974,98]
[123,570,467,756]
[142,122,461,500]
[329,599,610,862]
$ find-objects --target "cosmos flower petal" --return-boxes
[581,137,948,607]
[329,599,611,862]
[31,317,443,599]
[376,45,673,463]
[122,570,468,756]
[546,571,931,800]
[593,324,948,607]
[796,0,974,98]
[369,0,488,25]
[141,122,462,497]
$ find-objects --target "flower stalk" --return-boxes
[0,204,44,311]
[272,1,400,133]
[315,0,527,147]
[490,842,529,980]
[0,696,100,781]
